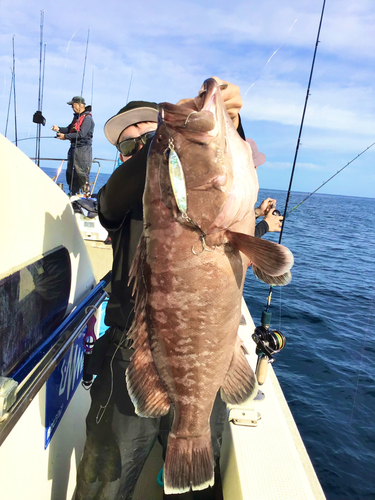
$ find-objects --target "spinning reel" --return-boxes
[252,310,286,385]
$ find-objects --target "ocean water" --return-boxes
[245,189,375,500]
[43,167,375,500]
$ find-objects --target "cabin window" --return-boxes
[0,247,71,377]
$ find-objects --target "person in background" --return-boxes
[246,138,284,237]
[75,78,244,500]
[52,96,94,196]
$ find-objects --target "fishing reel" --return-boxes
[252,310,286,385]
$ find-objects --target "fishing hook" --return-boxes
[184,111,198,127]
[192,234,217,255]
[179,213,216,255]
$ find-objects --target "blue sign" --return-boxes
[44,322,91,449]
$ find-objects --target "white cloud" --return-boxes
[0,0,374,197]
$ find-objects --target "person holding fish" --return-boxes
[75,77,293,500]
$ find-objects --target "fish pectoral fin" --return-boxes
[126,323,171,418]
[226,230,294,286]
[252,266,292,286]
[220,339,258,405]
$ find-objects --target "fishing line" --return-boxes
[126,70,133,104]
[263,0,326,317]
[112,150,119,172]
[64,31,77,70]
[96,306,136,422]
[349,285,375,425]
[245,17,299,96]
[70,27,91,194]
[288,141,375,214]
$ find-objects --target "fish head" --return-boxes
[146,78,238,235]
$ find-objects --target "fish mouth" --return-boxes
[198,78,227,114]
[159,79,225,137]
[159,102,216,137]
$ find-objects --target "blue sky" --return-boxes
[1,0,374,197]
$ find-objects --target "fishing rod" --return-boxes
[41,43,46,113]
[81,28,90,97]
[12,36,18,146]
[5,67,14,138]
[36,43,47,166]
[253,0,327,385]
[5,37,18,142]
[68,27,91,195]
[33,10,46,167]
[288,141,375,214]
[14,136,55,143]
[279,0,326,242]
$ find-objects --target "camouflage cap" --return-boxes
[67,96,86,105]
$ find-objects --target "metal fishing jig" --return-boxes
[167,138,216,256]
[168,137,188,215]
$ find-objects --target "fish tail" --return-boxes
[164,432,214,495]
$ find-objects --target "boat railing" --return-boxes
[0,271,111,446]
[29,157,115,193]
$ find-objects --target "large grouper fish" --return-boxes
[126,78,294,494]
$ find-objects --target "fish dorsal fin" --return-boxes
[226,230,294,286]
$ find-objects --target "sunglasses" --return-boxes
[116,130,156,157]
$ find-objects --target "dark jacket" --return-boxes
[59,110,94,147]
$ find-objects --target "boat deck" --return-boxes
[220,299,326,500]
